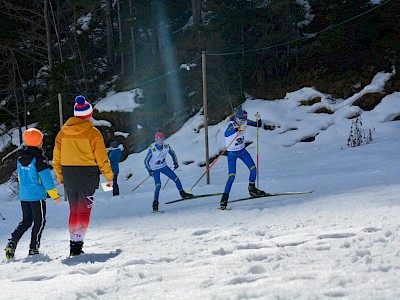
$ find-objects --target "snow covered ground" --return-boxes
[0,71,400,299]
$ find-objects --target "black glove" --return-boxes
[174,162,179,169]
[148,170,154,177]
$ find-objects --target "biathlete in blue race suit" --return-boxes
[144,132,193,211]
[220,109,268,210]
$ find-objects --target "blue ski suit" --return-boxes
[223,118,262,194]
[144,143,183,201]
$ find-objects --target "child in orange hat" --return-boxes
[5,128,61,259]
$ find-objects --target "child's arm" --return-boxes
[38,168,61,204]
[36,155,61,204]
[246,113,262,127]
[225,122,239,137]
[144,148,153,174]
[168,147,179,169]
[247,119,262,127]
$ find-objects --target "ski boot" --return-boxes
[220,193,229,210]
[248,183,269,198]
[152,200,159,212]
[179,190,194,199]
[70,241,84,257]
[5,240,17,260]
[28,249,39,256]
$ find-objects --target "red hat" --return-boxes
[154,132,165,140]
[23,128,43,147]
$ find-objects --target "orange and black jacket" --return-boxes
[53,117,113,191]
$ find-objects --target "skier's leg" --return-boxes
[29,200,46,252]
[112,175,119,196]
[67,189,94,242]
[239,149,256,184]
[240,150,268,197]
[152,171,161,211]
[153,171,162,201]
[67,189,78,241]
[223,152,238,194]
[68,190,94,255]
[11,201,34,244]
[161,167,183,190]
[7,201,33,258]
[220,152,238,209]
[161,166,192,198]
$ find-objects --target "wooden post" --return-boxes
[202,51,210,184]
[58,93,63,128]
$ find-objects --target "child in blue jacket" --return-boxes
[144,132,193,211]
[5,128,61,259]
[220,109,268,210]
[108,141,122,196]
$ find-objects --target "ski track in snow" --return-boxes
[1,185,400,299]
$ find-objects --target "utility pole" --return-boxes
[202,51,210,184]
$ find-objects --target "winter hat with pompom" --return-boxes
[74,95,93,119]
[23,128,43,147]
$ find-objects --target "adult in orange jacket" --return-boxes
[53,95,114,256]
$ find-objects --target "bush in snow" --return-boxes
[347,116,373,148]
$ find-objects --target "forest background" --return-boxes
[0,0,399,183]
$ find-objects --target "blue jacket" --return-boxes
[108,148,122,175]
[17,147,60,201]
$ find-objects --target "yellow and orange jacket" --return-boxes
[53,117,113,190]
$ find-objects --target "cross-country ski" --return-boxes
[165,193,223,204]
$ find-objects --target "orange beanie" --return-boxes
[23,128,43,147]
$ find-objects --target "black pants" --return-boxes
[11,200,46,250]
[113,175,119,196]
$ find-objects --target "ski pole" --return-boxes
[0,212,5,220]
[130,175,151,192]
[162,177,171,190]
[256,112,260,188]
[188,132,240,192]
[162,167,176,190]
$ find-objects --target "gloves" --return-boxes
[174,162,179,169]
[237,124,247,133]
[148,170,154,177]
[255,112,261,121]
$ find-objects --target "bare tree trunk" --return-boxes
[15,57,27,129]
[105,0,115,68]
[150,0,158,57]
[49,0,63,63]
[285,1,290,71]
[117,0,125,78]
[191,0,202,26]
[10,51,23,144]
[128,0,137,75]
[43,0,54,92]
[72,8,89,92]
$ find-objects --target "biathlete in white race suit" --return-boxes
[144,132,193,211]
[220,109,268,210]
